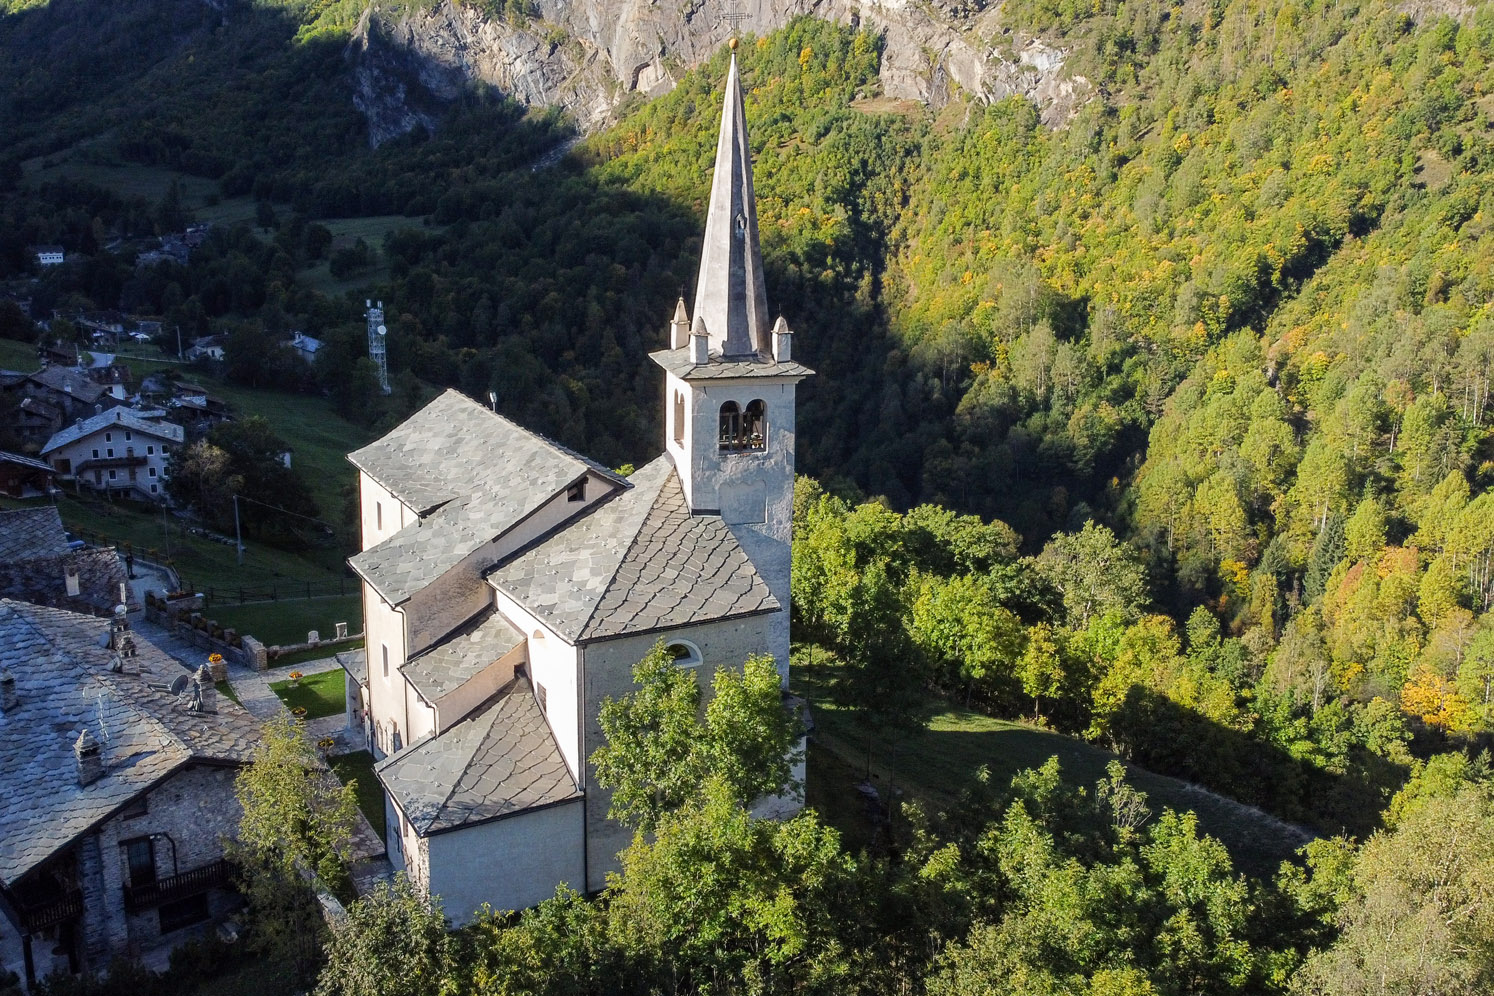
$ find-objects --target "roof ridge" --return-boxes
[575,463,679,639]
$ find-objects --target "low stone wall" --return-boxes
[266,632,364,663]
[143,590,268,671]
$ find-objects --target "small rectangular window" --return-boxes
[150,484,158,493]
[382,645,389,679]
[92,449,99,459]
[376,502,382,530]
[124,431,131,441]
[149,467,157,477]
[536,682,548,715]
[147,445,154,455]
[108,470,116,480]
[567,481,585,503]
[105,432,111,443]
[106,448,113,458]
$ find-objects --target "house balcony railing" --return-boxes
[17,888,84,933]
[73,455,148,473]
[122,859,233,913]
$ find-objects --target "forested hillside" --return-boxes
[5,0,1494,992]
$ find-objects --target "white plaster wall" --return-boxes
[579,613,781,891]
[425,801,585,923]
[362,584,408,758]
[435,642,525,732]
[404,681,438,743]
[49,427,177,500]
[670,375,797,672]
[357,473,415,552]
[492,592,581,779]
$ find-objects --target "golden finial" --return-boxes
[729,36,739,50]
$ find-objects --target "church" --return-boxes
[344,45,812,918]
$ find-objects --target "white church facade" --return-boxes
[343,47,812,918]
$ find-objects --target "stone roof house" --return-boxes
[0,599,260,987]
[41,408,183,503]
[0,451,54,498]
[0,507,134,616]
[344,51,810,920]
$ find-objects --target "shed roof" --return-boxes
[403,607,525,706]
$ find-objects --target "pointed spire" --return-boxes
[691,47,770,360]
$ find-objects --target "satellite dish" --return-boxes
[377,325,387,336]
[168,674,190,695]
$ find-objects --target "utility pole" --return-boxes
[175,325,182,361]
[233,494,243,566]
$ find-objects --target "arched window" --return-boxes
[673,391,685,445]
[719,400,767,452]
[743,400,766,451]
[718,401,740,451]
[666,641,703,669]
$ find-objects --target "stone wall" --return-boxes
[143,591,267,670]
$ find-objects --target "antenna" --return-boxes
[365,302,392,396]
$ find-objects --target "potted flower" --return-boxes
[317,737,337,754]
[207,653,227,682]
[288,670,304,687]
[291,706,307,720]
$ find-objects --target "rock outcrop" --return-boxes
[348,0,1091,145]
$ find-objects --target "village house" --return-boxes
[41,408,183,502]
[0,452,54,498]
[183,336,225,363]
[0,507,133,616]
[31,247,63,268]
[342,50,810,919]
[289,332,322,365]
[0,600,258,987]
[2,367,128,448]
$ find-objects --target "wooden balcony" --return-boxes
[122,859,232,913]
[17,888,83,933]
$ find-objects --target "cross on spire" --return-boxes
[720,1,749,37]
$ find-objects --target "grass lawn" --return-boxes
[202,379,374,531]
[269,668,346,720]
[207,594,362,647]
[0,492,343,592]
[0,338,37,371]
[793,646,1311,876]
[215,680,242,707]
[330,750,387,842]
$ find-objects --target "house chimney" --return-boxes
[670,298,690,350]
[75,729,103,786]
[772,315,793,362]
[191,664,216,713]
[0,670,16,712]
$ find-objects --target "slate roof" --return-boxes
[27,366,108,405]
[489,456,778,643]
[0,600,260,886]
[336,648,368,689]
[348,390,625,605]
[404,608,525,706]
[41,406,183,454]
[0,450,52,473]
[0,506,69,562]
[649,346,814,381]
[376,679,579,835]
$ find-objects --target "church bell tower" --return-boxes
[650,42,812,675]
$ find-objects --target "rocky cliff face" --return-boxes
[349,0,1090,145]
